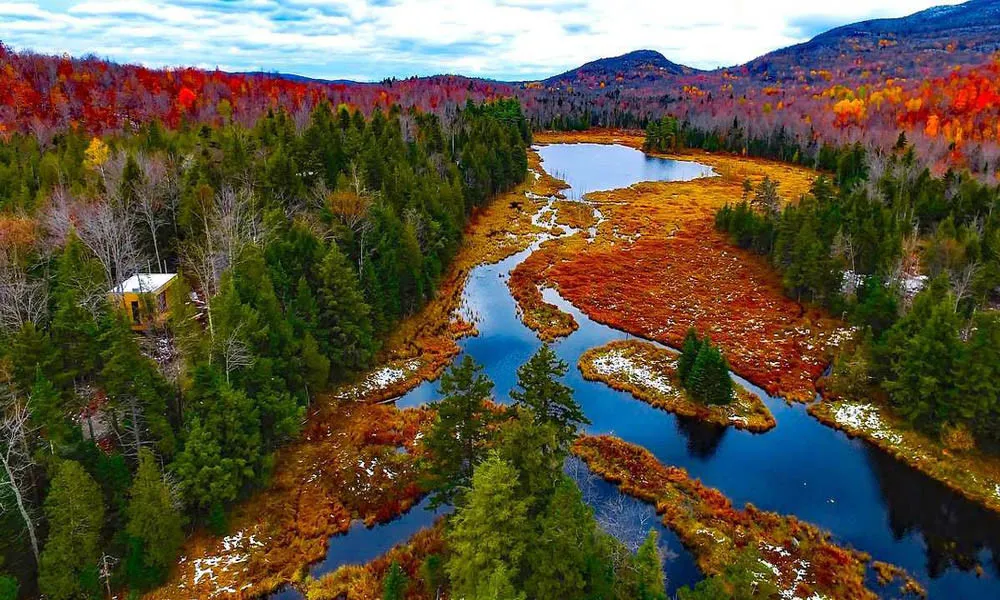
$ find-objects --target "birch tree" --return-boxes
[0,398,41,566]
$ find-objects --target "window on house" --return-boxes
[130,300,141,325]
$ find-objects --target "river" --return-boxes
[275,142,1000,599]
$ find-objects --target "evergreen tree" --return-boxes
[634,529,666,600]
[316,242,375,380]
[172,366,263,511]
[38,460,105,600]
[446,453,531,599]
[0,575,16,600]
[382,561,407,600]
[677,327,702,383]
[510,344,588,447]
[885,290,962,430]
[125,448,184,588]
[681,333,734,405]
[423,355,494,507]
[524,477,605,600]
[956,312,1000,441]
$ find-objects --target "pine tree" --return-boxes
[524,477,602,600]
[885,293,962,430]
[125,448,184,588]
[510,344,588,447]
[28,370,74,448]
[954,312,1000,439]
[38,461,105,600]
[684,336,733,405]
[382,561,407,600]
[634,529,666,600]
[677,327,702,383]
[446,453,531,599]
[316,242,375,380]
[172,367,263,511]
[0,575,17,600]
[423,355,494,507]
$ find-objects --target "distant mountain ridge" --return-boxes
[531,0,1000,89]
[541,49,699,88]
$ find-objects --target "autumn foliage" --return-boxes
[572,435,924,599]
[0,43,514,136]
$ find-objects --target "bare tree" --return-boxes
[113,395,151,462]
[180,185,259,340]
[219,323,254,384]
[75,195,144,291]
[0,398,41,566]
[133,154,170,272]
[0,257,48,334]
[951,262,980,311]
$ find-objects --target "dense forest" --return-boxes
[0,98,529,597]
[712,130,1000,450]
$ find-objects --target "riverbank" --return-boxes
[301,522,446,600]
[809,398,1000,514]
[572,435,925,599]
[146,403,433,599]
[514,133,849,401]
[147,152,561,599]
[579,340,775,432]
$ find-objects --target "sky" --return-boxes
[0,0,967,81]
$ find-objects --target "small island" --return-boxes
[578,335,776,432]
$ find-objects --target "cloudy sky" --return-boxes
[0,0,964,81]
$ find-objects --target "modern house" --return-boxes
[109,272,178,331]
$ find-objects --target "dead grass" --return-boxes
[146,403,434,599]
[572,435,925,600]
[578,340,775,432]
[552,199,598,230]
[513,130,848,401]
[147,149,570,600]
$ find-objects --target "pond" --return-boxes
[279,144,1000,598]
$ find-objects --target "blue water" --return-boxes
[277,144,1000,599]
[535,142,714,199]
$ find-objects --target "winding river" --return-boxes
[277,143,1000,599]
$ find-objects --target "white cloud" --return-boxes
[0,0,966,81]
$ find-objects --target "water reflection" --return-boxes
[674,415,728,461]
[865,446,1000,578]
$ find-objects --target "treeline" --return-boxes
[642,116,682,153]
[0,99,529,597]
[711,132,1000,449]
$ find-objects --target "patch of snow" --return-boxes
[591,350,676,396]
[902,274,928,298]
[338,359,421,400]
[187,528,267,596]
[832,402,903,445]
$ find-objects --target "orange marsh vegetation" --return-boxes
[572,435,925,600]
[515,130,850,401]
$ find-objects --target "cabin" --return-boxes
[109,273,178,331]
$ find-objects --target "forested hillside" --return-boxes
[522,0,1000,174]
[0,98,529,597]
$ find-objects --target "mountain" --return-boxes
[539,49,699,89]
[538,0,1000,89]
[745,0,1000,79]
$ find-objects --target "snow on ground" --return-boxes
[832,402,904,445]
[185,529,266,597]
[902,274,928,298]
[591,349,676,396]
[338,359,421,400]
[758,542,828,600]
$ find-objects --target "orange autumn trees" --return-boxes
[0,43,514,135]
